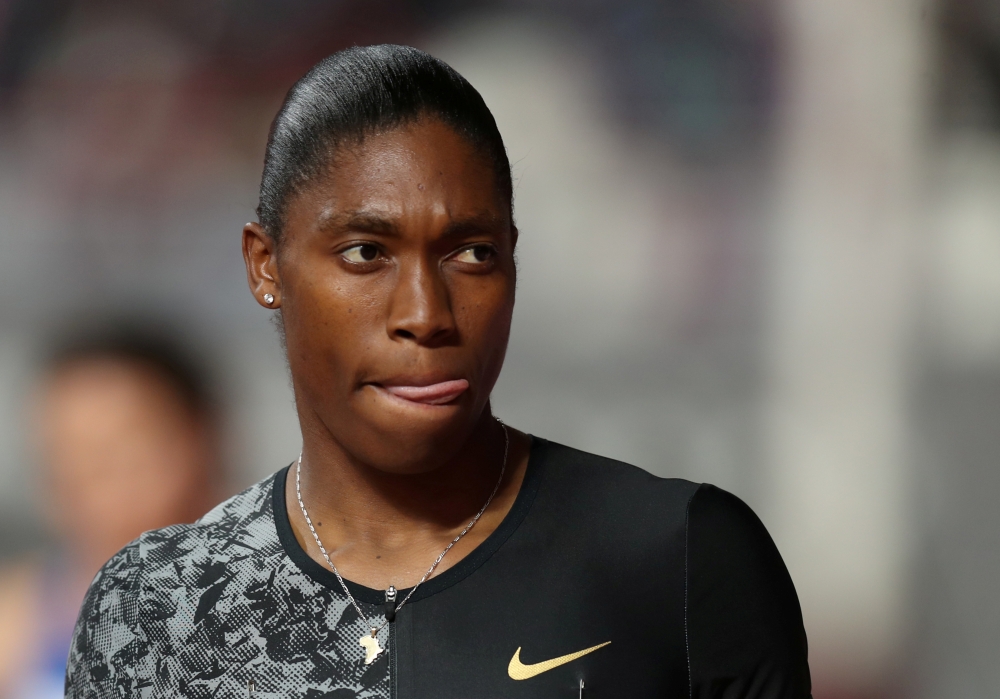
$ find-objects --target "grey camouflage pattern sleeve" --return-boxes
[65,540,150,699]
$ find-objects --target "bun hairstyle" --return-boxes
[257,44,513,240]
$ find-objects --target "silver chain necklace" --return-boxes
[295,420,509,665]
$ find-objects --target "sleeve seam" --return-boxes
[684,483,699,699]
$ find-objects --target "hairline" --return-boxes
[265,111,514,244]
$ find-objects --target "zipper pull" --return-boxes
[384,585,398,623]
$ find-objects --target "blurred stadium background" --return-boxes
[0,0,998,697]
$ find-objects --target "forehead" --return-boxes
[41,359,185,414]
[287,118,507,231]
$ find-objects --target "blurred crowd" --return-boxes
[0,1,999,698]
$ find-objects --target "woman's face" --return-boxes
[34,359,214,570]
[243,117,516,473]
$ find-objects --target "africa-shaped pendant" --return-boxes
[359,631,384,665]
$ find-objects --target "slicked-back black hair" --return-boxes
[257,44,513,239]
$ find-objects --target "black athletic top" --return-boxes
[66,438,811,699]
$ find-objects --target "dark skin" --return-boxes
[243,117,531,591]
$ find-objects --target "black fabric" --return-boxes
[67,437,811,699]
[687,485,812,698]
[380,438,811,699]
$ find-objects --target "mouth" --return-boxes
[373,378,469,406]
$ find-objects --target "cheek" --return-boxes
[454,278,515,354]
[284,270,387,376]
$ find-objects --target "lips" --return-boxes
[378,378,469,406]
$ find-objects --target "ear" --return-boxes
[242,222,281,308]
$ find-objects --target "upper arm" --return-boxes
[686,484,811,699]
[65,541,146,699]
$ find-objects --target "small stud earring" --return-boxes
[263,293,274,305]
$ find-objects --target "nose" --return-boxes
[386,257,457,345]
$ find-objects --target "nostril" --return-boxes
[395,329,416,340]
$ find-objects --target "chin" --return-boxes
[343,389,482,472]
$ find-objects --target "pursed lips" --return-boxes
[375,378,469,405]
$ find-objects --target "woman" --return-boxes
[0,325,220,699]
[66,45,810,699]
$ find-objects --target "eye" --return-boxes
[453,244,496,264]
[341,244,380,263]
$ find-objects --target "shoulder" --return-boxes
[532,437,701,514]
[687,483,784,568]
[66,539,145,697]
[525,438,699,567]
[685,484,812,695]
[531,439,784,555]
[67,472,285,697]
[78,470,281,613]
[686,483,799,610]
[137,470,281,572]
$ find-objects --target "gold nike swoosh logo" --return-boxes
[507,641,611,680]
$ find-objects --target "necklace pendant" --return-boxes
[359,631,384,665]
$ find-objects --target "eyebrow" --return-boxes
[318,210,399,236]
[318,209,507,240]
[440,212,508,239]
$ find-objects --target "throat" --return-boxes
[286,424,529,590]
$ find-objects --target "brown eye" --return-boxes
[454,245,496,264]
[343,244,379,263]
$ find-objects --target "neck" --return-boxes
[287,406,530,589]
